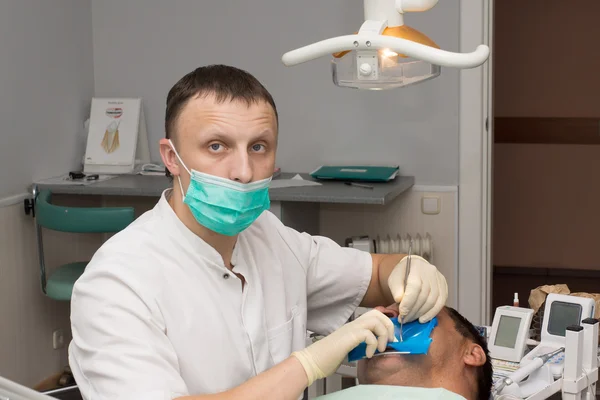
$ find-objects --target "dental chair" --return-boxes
[28,188,134,398]
[32,188,135,301]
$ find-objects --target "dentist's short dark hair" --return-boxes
[164,64,278,178]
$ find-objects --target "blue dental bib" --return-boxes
[347,316,438,362]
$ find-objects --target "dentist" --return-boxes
[68,64,448,400]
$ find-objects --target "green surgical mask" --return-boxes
[169,140,271,236]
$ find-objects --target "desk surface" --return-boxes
[34,173,414,205]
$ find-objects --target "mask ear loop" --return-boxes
[168,139,192,200]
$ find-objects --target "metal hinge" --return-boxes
[23,198,35,217]
[485,116,489,132]
[23,185,37,217]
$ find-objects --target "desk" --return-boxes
[34,173,415,235]
[35,173,413,204]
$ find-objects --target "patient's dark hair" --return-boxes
[445,307,493,400]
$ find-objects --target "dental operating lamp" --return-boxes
[281,0,490,90]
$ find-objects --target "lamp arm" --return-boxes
[395,0,439,13]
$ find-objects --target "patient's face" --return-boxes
[356,307,468,387]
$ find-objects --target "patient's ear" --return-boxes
[463,343,486,367]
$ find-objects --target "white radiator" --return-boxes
[345,233,433,263]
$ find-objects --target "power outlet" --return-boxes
[53,329,65,350]
[421,195,441,215]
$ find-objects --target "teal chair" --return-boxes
[33,189,135,301]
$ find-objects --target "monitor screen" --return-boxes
[547,301,581,337]
[494,315,521,348]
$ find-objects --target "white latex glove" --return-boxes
[387,255,448,323]
[292,309,395,386]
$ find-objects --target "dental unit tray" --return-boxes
[348,316,437,362]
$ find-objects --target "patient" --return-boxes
[317,306,493,400]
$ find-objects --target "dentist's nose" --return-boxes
[229,151,253,183]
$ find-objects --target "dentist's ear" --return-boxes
[159,138,181,177]
[463,343,486,367]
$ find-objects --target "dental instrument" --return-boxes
[493,347,565,395]
[343,182,374,189]
[399,241,412,342]
[281,0,490,90]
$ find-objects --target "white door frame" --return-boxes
[458,0,494,326]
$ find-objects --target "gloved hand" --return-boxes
[387,255,448,323]
[292,309,395,386]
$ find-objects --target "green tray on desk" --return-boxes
[309,165,399,182]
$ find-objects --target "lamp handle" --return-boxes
[282,34,489,69]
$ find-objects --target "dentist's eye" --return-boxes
[209,143,223,152]
[251,144,265,152]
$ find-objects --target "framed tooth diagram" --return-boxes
[83,97,150,174]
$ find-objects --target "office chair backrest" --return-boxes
[35,190,135,233]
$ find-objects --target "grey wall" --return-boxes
[0,0,94,199]
[92,0,459,185]
[0,0,94,387]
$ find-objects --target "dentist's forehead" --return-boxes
[176,94,277,139]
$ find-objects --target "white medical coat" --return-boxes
[69,190,372,399]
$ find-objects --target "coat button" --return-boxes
[223,273,230,279]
